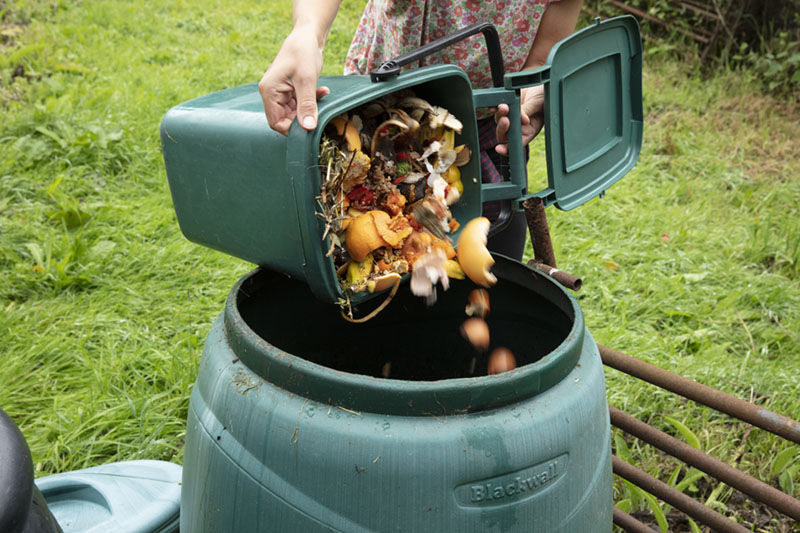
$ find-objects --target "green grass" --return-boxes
[1,1,799,530]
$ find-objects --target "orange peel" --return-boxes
[369,272,402,293]
[328,116,361,152]
[375,212,412,248]
[329,116,346,136]
[345,211,390,262]
[431,236,456,260]
[344,120,361,152]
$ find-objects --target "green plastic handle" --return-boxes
[471,87,528,208]
[471,63,551,211]
[503,64,550,91]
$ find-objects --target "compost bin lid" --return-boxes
[506,15,643,210]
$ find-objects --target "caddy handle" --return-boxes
[472,87,528,236]
[370,22,505,87]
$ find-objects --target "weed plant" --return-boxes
[1,1,798,531]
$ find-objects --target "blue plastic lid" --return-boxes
[506,16,643,210]
[35,460,181,533]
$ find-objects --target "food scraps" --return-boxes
[488,347,517,375]
[465,288,490,318]
[318,91,475,302]
[456,217,497,288]
[460,317,490,351]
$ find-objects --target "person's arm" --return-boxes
[258,0,343,134]
[495,0,582,155]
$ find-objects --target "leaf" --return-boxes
[778,470,794,494]
[664,309,694,318]
[614,433,632,463]
[46,207,91,229]
[25,243,44,266]
[664,416,702,450]
[615,498,632,514]
[770,446,799,477]
[674,468,706,494]
[89,240,116,259]
[641,491,669,533]
[47,175,64,197]
[666,465,681,487]
[14,135,49,162]
[52,62,92,75]
[9,43,46,64]
[620,478,644,509]
[688,517,702,533]
[35,126,68,149]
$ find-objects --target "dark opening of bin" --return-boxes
[237,261,575,381]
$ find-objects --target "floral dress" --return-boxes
[344,0,558,222]
[344,0,557,89]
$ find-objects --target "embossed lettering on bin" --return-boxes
[455,453,570,507]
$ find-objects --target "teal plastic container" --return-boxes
[35,460,181,533]
[181,256,612,532]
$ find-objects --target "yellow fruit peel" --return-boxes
[456,217,496,287]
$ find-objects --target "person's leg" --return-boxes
[487,210,527,261]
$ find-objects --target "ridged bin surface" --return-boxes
[181,258,612,532]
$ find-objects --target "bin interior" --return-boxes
[237,264,575,381]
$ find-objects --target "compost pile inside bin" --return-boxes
[318,91,471,301]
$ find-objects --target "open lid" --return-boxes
[505,16,643,210]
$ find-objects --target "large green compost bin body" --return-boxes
[181,257,612,532]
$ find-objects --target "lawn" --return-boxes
[1,0,798,531]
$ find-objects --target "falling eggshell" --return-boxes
[488,347,516,375]
[465,288,490,318]
[456,217,497,287]
[460,317,490,351]
[401,231,433,266]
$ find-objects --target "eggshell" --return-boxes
[460,317,490,351]
[488,347,516,375]
[465,288,490,318]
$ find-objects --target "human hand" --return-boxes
[258,26,330,135]
[494,85,545,156]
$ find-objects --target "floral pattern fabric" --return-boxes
[344,0,556,89]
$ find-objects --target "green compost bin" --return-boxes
[171,15,643,532]
[181,257,612,532]
[160,16,642,305]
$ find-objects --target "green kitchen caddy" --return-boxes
[161,16,641,305]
